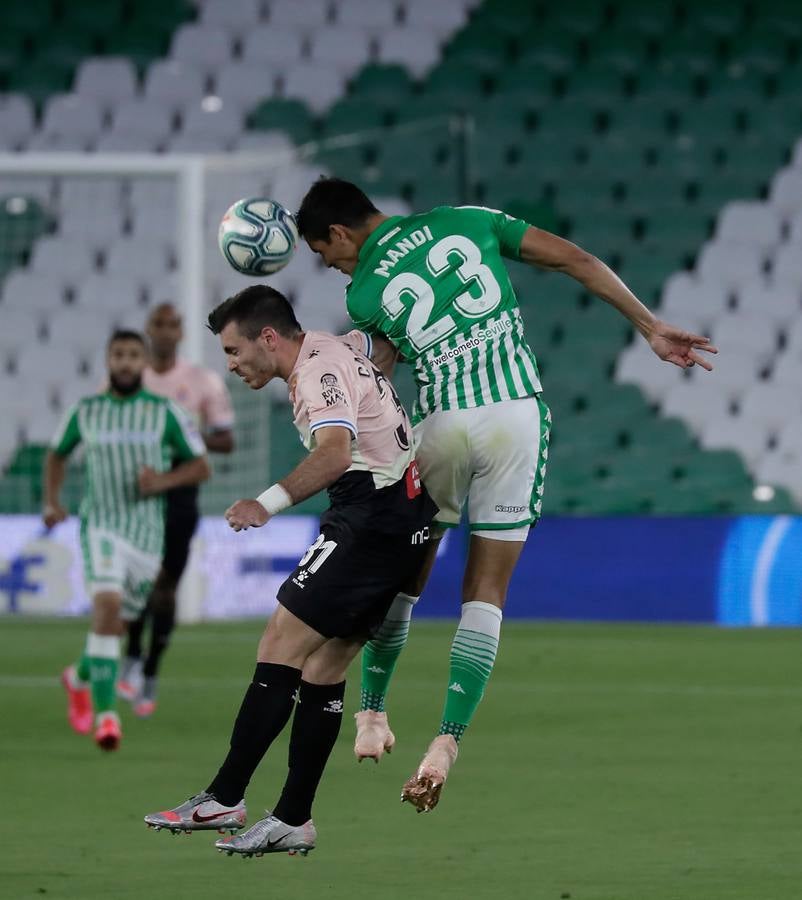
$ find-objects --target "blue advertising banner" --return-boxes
[0,515,800,625]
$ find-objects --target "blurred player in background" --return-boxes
[144,286,435,856]
[297,177,717,811]
[45,330,209,751]
[118,303,235,717]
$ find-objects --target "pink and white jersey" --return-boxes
[144,358,234,433]
[289,330,436,531]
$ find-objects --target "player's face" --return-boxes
[307,227,360,276]
[147,306,183,356]
[107,339,147,395]
[219,321,274,389]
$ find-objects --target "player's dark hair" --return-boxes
[207,284,302,339]
[296,176,380,242]
[107,329,146,350]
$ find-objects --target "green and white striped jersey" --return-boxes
[51,389,205,554]
[345,205,541,425]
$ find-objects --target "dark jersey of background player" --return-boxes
[120,303,235,716]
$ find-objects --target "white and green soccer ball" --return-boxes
[218,197,299,276]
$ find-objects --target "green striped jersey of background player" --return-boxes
[49,339,207,557]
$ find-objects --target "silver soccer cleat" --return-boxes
[144,791,247,835]
[215,813,316,858]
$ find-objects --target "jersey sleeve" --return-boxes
[457,205,530,260]
[50,404,82,456]
[294,355,358,440]
[164,400,207,461]
[337,328,373,359]
[200,370,235,432]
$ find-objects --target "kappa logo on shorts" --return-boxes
[495,504,526,514]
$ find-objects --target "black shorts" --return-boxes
[161,488,200,583]
[277,518,432,641]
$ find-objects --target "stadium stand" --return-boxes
[0,0,800,515]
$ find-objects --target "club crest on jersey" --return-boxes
[320,373,346,407]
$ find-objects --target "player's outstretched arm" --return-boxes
[517,226,717,369]
[225,426,352,532]
[43,450,69,527]
[138,456,211,496]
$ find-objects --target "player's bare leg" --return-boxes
[356,536,440,762]
[402,535,525,811]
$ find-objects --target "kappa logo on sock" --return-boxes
[324,699,343,713]
[366,665,386,674]
[448,682,466,694]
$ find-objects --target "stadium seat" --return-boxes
[377,29,443,77]
[308,28,373,77]
[170,24,233,73]
[73,58,138,108]
[737,384,801,432]
[199,0,263,33]
[144,60,207,111]
[282,63,346,113]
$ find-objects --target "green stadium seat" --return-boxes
[102,25,171,68]
[0,197,52,268]
[0,474,36,514]
[0,0,54,33]
[248,98,316,144]
[425,60,489,103]
[130,0,196,31]
[610,0,677,37]
[444,26,510,63]
[348,64,415,101]
[702,73,769,109]
[686,7,745,39]
[58,0,125,38]
[321,98,387,135]
[491,66,558,107]
[34,34,98,70]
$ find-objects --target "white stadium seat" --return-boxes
[377,28,442,76]
[73,58,138,108]
[144,61,208,110]
[768,168,802,219]
[737,384,802,432]
[170,24,234,72]
[268,0,332,29]
[0,94,35,146]
[695,241,767,289]
[699,416,770,466]
[240,26,307,67]
[715,201,784,253]
[199,0,264,32]
[660,381,731,434]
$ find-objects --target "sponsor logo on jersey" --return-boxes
[428,316,513,368]
[405,460,422,499]
[320,373,347,407]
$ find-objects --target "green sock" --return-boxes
[439,602,502,743]
[360,593,417,712]
[76,651,91,683]
[86,633,120,716]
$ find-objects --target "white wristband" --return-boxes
[256,483,293,516]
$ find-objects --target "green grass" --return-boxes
[3,618,802,900]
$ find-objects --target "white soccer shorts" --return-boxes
[80,524,160,619]
[412,394,551,541]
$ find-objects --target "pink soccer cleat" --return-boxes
[94,711,122,752]
[354,710,396,763]
[401,734,459,813]
[133,698,157,718]
[61,665,92,735]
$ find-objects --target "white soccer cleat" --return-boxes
[401,734,458,813]
[144,791,247,835]
[354,710,396,763]
[215,814,316,858]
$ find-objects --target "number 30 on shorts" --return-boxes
[298,533,338,574]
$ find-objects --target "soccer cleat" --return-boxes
[133,697,157,718]
[61,665,92,735]
[116,679,139,702]
[144,791,246,835]
[94,711,122,752]
[401,734,458,813]
[354,710,395,763]
[117,658,143,702]
[215,813,316,858]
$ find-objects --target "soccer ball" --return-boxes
[218,198,299,276]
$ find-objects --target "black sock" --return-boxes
[143,607,176,678]
[208,662,301,807]
[126,609,147,660]
[273,680,346,826]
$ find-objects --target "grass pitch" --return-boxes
[2,617,802,900]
